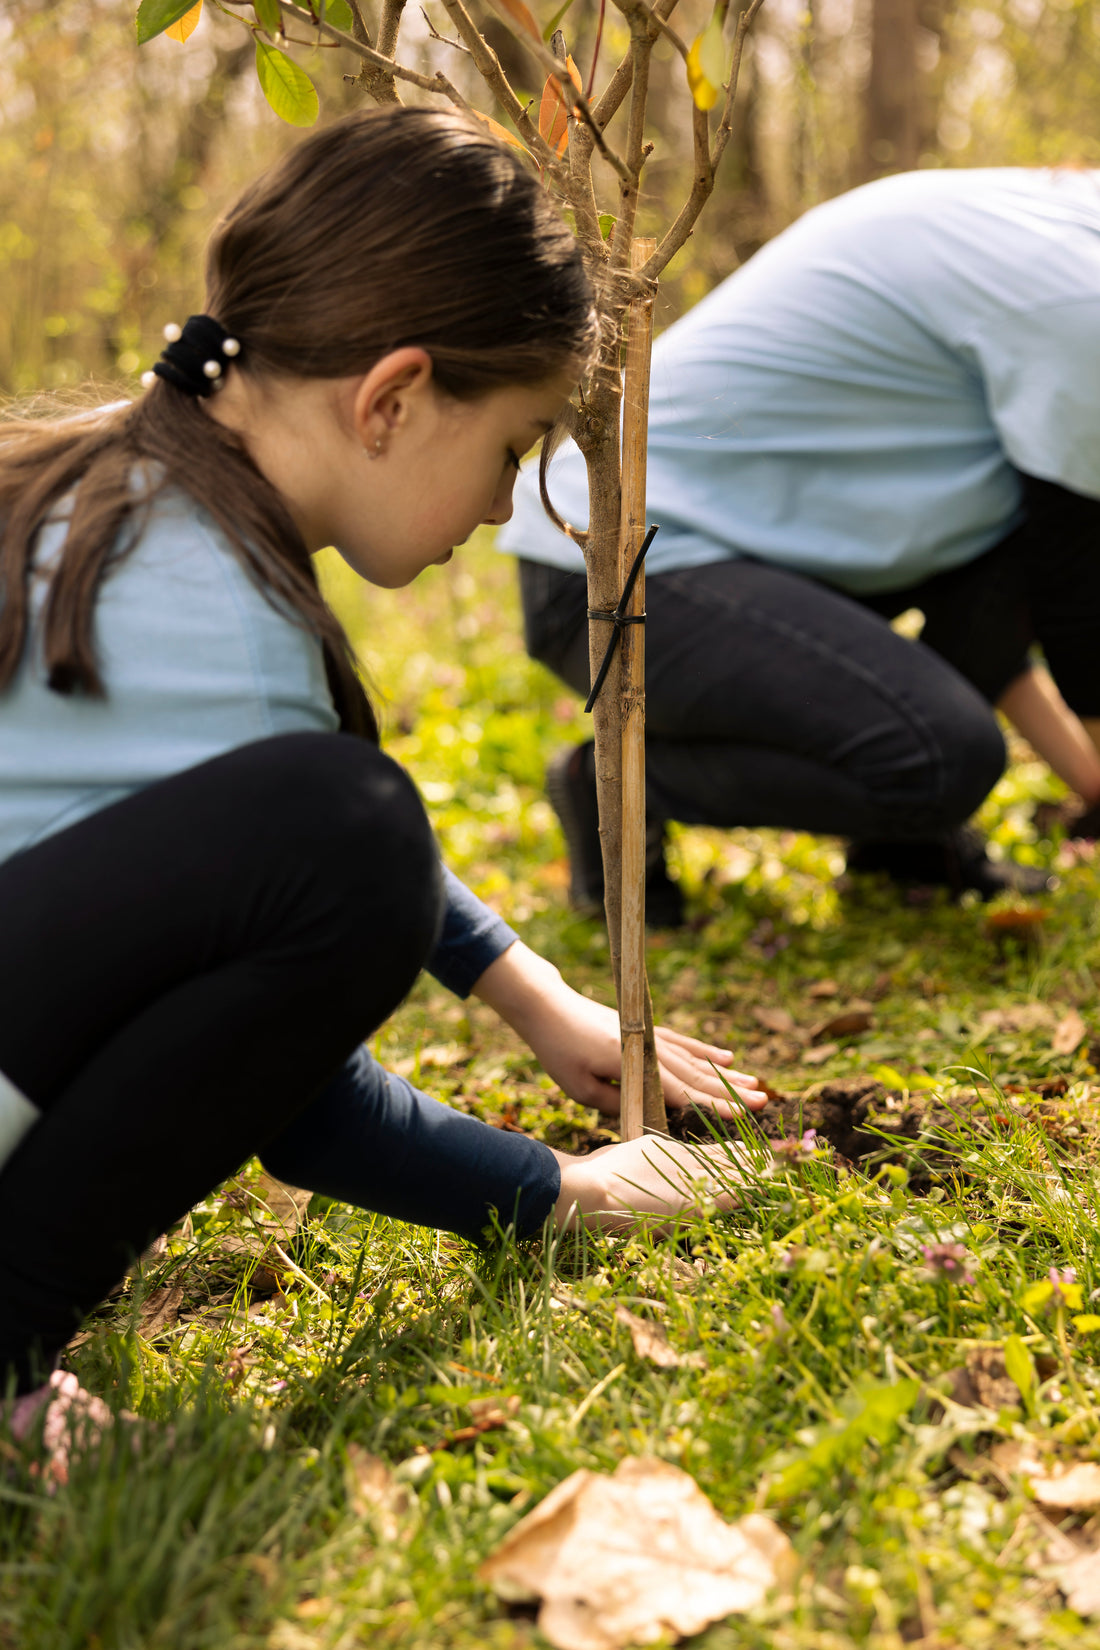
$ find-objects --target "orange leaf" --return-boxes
[556,126,569,157]
[469,109,531,158]
[538,56,581,146]
[539,77,569,146]
[166,0,202,41]
[488,0,541,44]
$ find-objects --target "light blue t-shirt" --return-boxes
[500,167,1100,593]
[0,487,340,866]
[0,486,519,1164]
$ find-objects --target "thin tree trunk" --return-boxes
[618,236,665,1140]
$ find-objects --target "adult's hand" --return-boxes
[472,941,764,1117]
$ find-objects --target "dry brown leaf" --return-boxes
[345,1443,414,1541]
[1029,1461,1100,1510]
[479,1457,794,1650]
[615,1307,706,1372]
[806,979,839,1000]
[801,1042,839,1066]
[811,1004,874,1042]
[989,1440,1047,1479]
[1053,1009,1088,1057]
[137,1284,184,1340]
[1055,1547,1100,1615]
[752,1005,794,1035]
[253,1174,312,1241]
[949,1347,1021,1411]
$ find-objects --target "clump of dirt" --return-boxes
[668,1077,1097,1182]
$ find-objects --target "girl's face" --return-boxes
[329,357,572,588]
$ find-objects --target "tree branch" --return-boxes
[590,0,681,129]
[711,0,766,169]
[464,0,634,182]
[436,0,564,173]
[609,0,689,62]
[640,0,766,281]
[217,0,472,106]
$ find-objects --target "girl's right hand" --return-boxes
[551,1136,752,1233]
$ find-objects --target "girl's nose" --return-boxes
[483,477,517,528]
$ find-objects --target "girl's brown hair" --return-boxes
[0,106,597,738]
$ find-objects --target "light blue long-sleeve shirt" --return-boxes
[500,167,1100,592]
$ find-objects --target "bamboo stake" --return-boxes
[618,236,658,1142]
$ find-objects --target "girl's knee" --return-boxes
[230,733,442,953]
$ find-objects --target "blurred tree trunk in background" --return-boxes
[6,0,1100,399]
[862,0,920,178]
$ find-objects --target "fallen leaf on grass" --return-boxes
[252,1174,313,1241]
[811,1003,874,1042]
[984,1441,1100,1508]
[346,1443,415,1540]
[430,1393,521,1452]
[479,1457,794,1650]
[1053,1009,1088,1057]
[949,1346,1022,1411]
[801,1042,839,1066]
[806,979,839,999]
[985,906,1050,937]
[1028,1461,1100,1510]
[1055,1547,1100,1616]
[137,1284,184,1340]
[615,1307,706,1371]
[752,1005,794,1035]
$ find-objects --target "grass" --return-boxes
[4,534,1100,1649]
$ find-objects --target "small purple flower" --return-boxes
[921,1241,976,1285]
[770,1303,789,1337]
[770,1129,818,1167]
[1049,1266,1078,1305]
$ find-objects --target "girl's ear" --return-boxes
[351,347,434,454]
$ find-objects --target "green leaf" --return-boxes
[254,40,320,126]
[253,0,282,33]
[771,1378,918,1500]
[1003,1333,1035,1408]
[598,213,616,240]
[1073,1314,1100,1333]
[136,0,203,45]
[317,0,355,28]
[542,0,577,40]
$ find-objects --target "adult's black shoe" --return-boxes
[845,825,1055,901]
[546,741,686,928]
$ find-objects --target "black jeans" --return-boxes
[0,733,559,1395]
[519,474,1100,840]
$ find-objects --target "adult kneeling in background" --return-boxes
[502,165,1100,923]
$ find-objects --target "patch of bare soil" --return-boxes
[667,1077,1096,1183]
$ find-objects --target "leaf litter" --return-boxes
[479,1456,794,1650]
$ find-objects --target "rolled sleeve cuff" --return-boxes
[426,865,519,997]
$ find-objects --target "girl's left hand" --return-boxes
[472,941,765,1117]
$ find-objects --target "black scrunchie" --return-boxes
[152,314,242,397]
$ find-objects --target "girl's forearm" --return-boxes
[998,664,1100,804]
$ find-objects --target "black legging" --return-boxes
[520,473,1100,839]
[0,733,444,1393]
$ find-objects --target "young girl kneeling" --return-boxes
[0,107,763,1441]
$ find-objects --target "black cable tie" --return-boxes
[584,523,660,714]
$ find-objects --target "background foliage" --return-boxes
[5,6,1100,1647]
